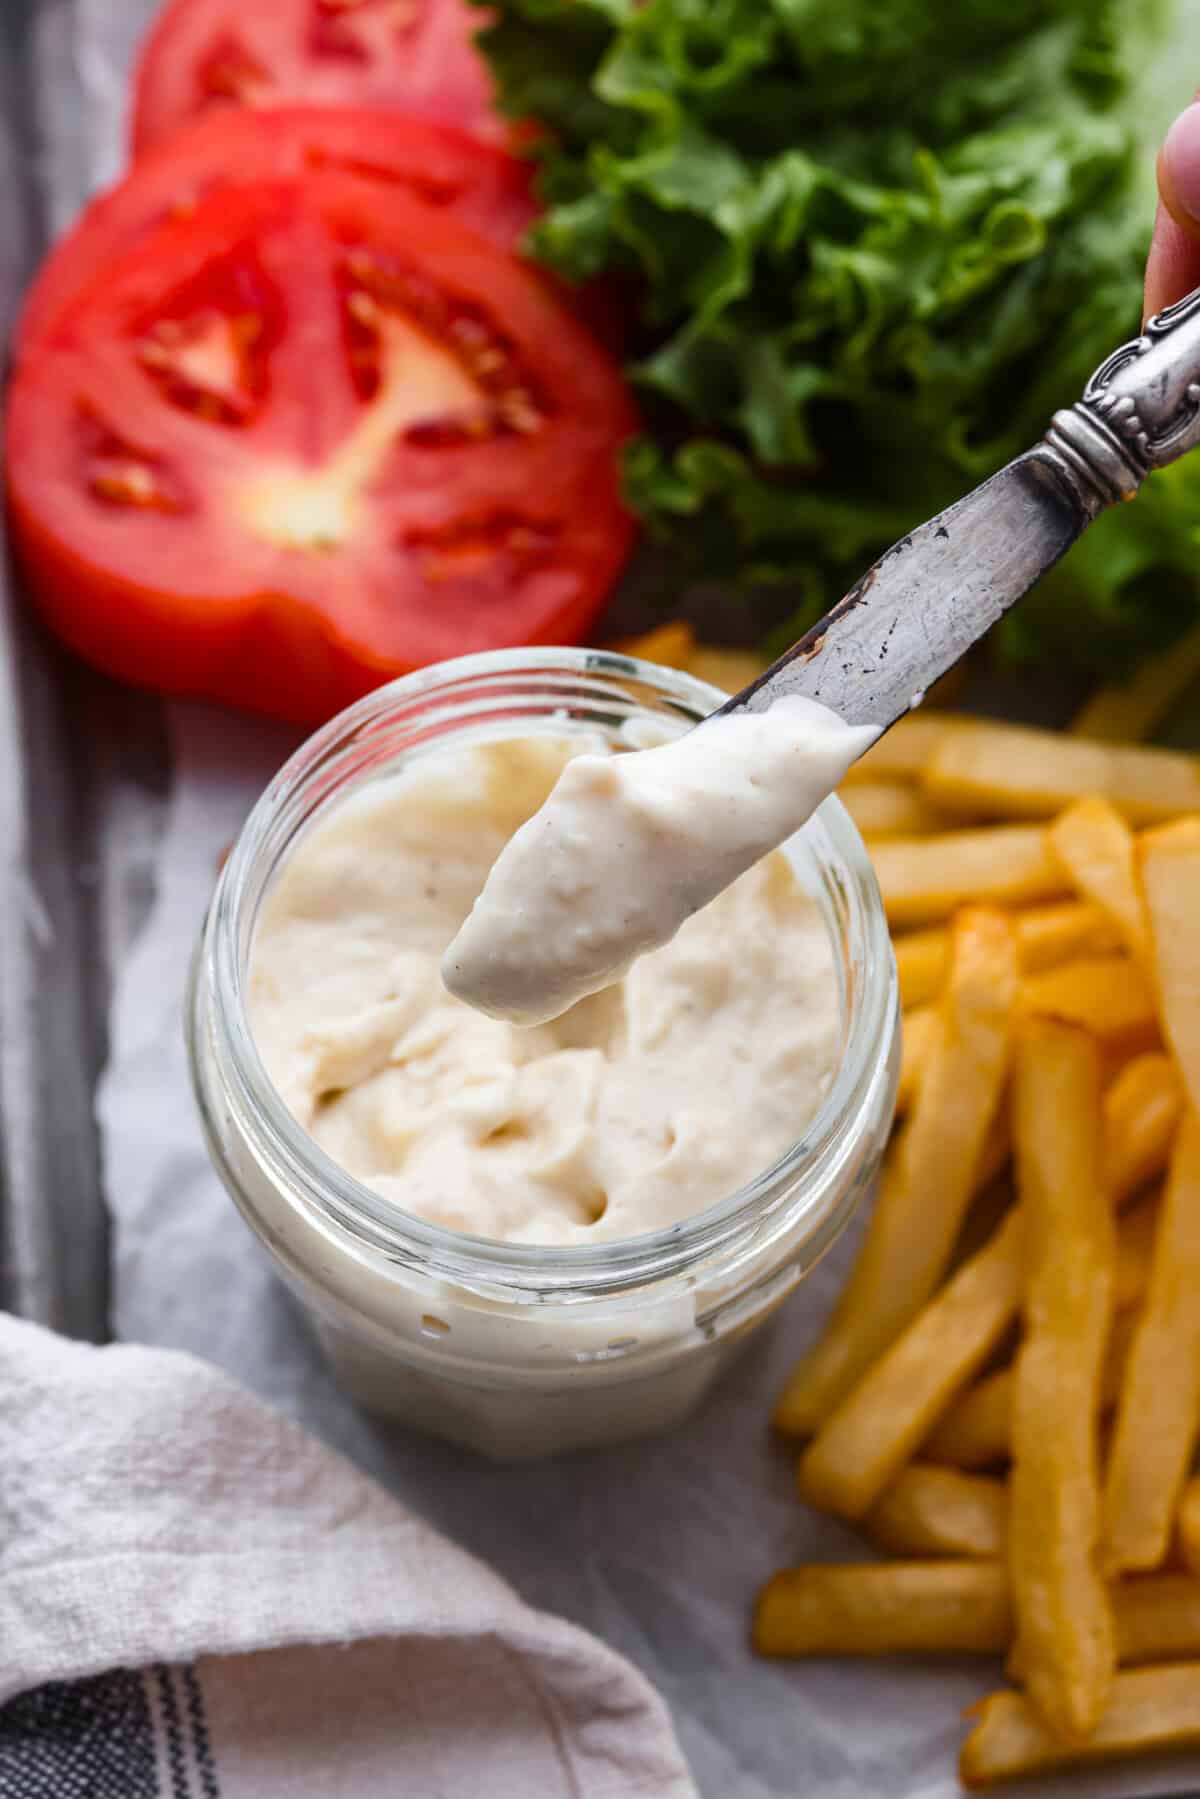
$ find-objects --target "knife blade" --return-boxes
[721,283,1200,733]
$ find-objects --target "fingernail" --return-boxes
[1161,102,1200,222]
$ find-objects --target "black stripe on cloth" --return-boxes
[154,1667,189,1799]
[181,1669,219,1799]
[0,1669,157,1797]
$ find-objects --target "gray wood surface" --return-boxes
[0,2,169,1339]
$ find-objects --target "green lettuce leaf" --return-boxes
[481,0,1200,674]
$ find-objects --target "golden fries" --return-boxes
[842,712,967,784]
[1048,797,1147,961]
[1016,898,1124,970]
[840,781,946,840]
[605,626,771,698]
[1020,955,1158,1057]
[1113,1575,1200,1665]
[894,1005,936,1115]
[1072,624,1200,742]
[1113,1199,1160,1310]
[685,645,769,693]
[606,620,696,669]
[759,1563,1200,1680]
[922,721,1200,824]
[1178,1477,1200,1574]
[913,1050,1165,1475]
[1103,1110,1200,1574]
[894,901,1121,1011]
[960,1665,1200,1787]
[755,1562,1011,1658]
[794,1209,1024,1512]
[894,931,948,1010]
[925,1288,1141,1472]
[1008,1019,1114,1744]
[865,1465,1007,1559]
[1104,1051,1184,1200]
[786,1050,1173,1470]
[778,910,1016,1434]
[922,1366,1013,1471]
[871,826,1066,928]
[1139,817,1200,1115]
[752,686,1200,1786]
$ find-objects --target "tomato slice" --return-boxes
[18,107,537,354]
[131,0,505,154]
[7,174,637,726]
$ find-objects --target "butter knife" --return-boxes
[720,286,1200,731]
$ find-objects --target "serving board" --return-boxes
[8,8,1200,1798]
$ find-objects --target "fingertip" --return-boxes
[1159,101,1200,232]
[1144,199,1200,322]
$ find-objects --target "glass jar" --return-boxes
[188,649,899,1459]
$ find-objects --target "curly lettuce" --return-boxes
[480,0,1200,673]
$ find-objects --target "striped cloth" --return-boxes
[0,1315,695,1798]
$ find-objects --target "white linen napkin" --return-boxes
[0,1312,697,1797]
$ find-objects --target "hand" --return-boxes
[1146,101,1200,320]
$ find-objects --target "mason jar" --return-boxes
[187,648,899,1459]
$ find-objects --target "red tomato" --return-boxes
[131,0,505,154]
[18,107,537,354]
[7,174,637,726]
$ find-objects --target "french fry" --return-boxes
[841,712,967,784]
[894,901,1121,1012]
[974,1106,1012,1194]
[1020,955,1158,1057]
[754,1561,1010,1658]
[1016,899,1123,971]
[894,931,949,1010]
[960,1665,1200,1788]
[794,1011,1173,1492]
[685,644,769,693]
[1103,1110,1200,1574]
[865,1465,1007,1559]
[755,712,1200,1785]
[1177,1477,1200,1574]
[1048,797,1147,961]
[1139,818,1200,1116]
[922,721,1200,824]
[1113,1575,1200,1665]
[1071,623,1200,742]
[1008,1019,1115,1744]
[841,781,946,840]
[794,1100,1162,1504]
[923,1366,1013,1471]
[794,1208,1024,1511]
[759,1567,1200,1677]
[871,827,1066,928]
[894,1005,937,1116]
[1104,1052,1184,1200]
[925,1290,1142,1471]
[777,910,1017,1436]
[907,1061,1173,1471]
[1113,1199,1160,1310]
[605,620,696,670]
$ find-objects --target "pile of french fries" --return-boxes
[614,622,1200,1785]
[764,708,1200,1788]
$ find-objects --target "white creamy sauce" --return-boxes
[249,732,843,1247]
[443,695,878,1027]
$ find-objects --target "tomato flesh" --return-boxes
[131,0,506,154]
[18,107,537,355]
[8,175,637,725]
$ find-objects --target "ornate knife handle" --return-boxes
[1042,285,1200,516]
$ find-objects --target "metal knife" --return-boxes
[720,285,1200,731]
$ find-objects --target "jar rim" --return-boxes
[201,647,897,1297]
